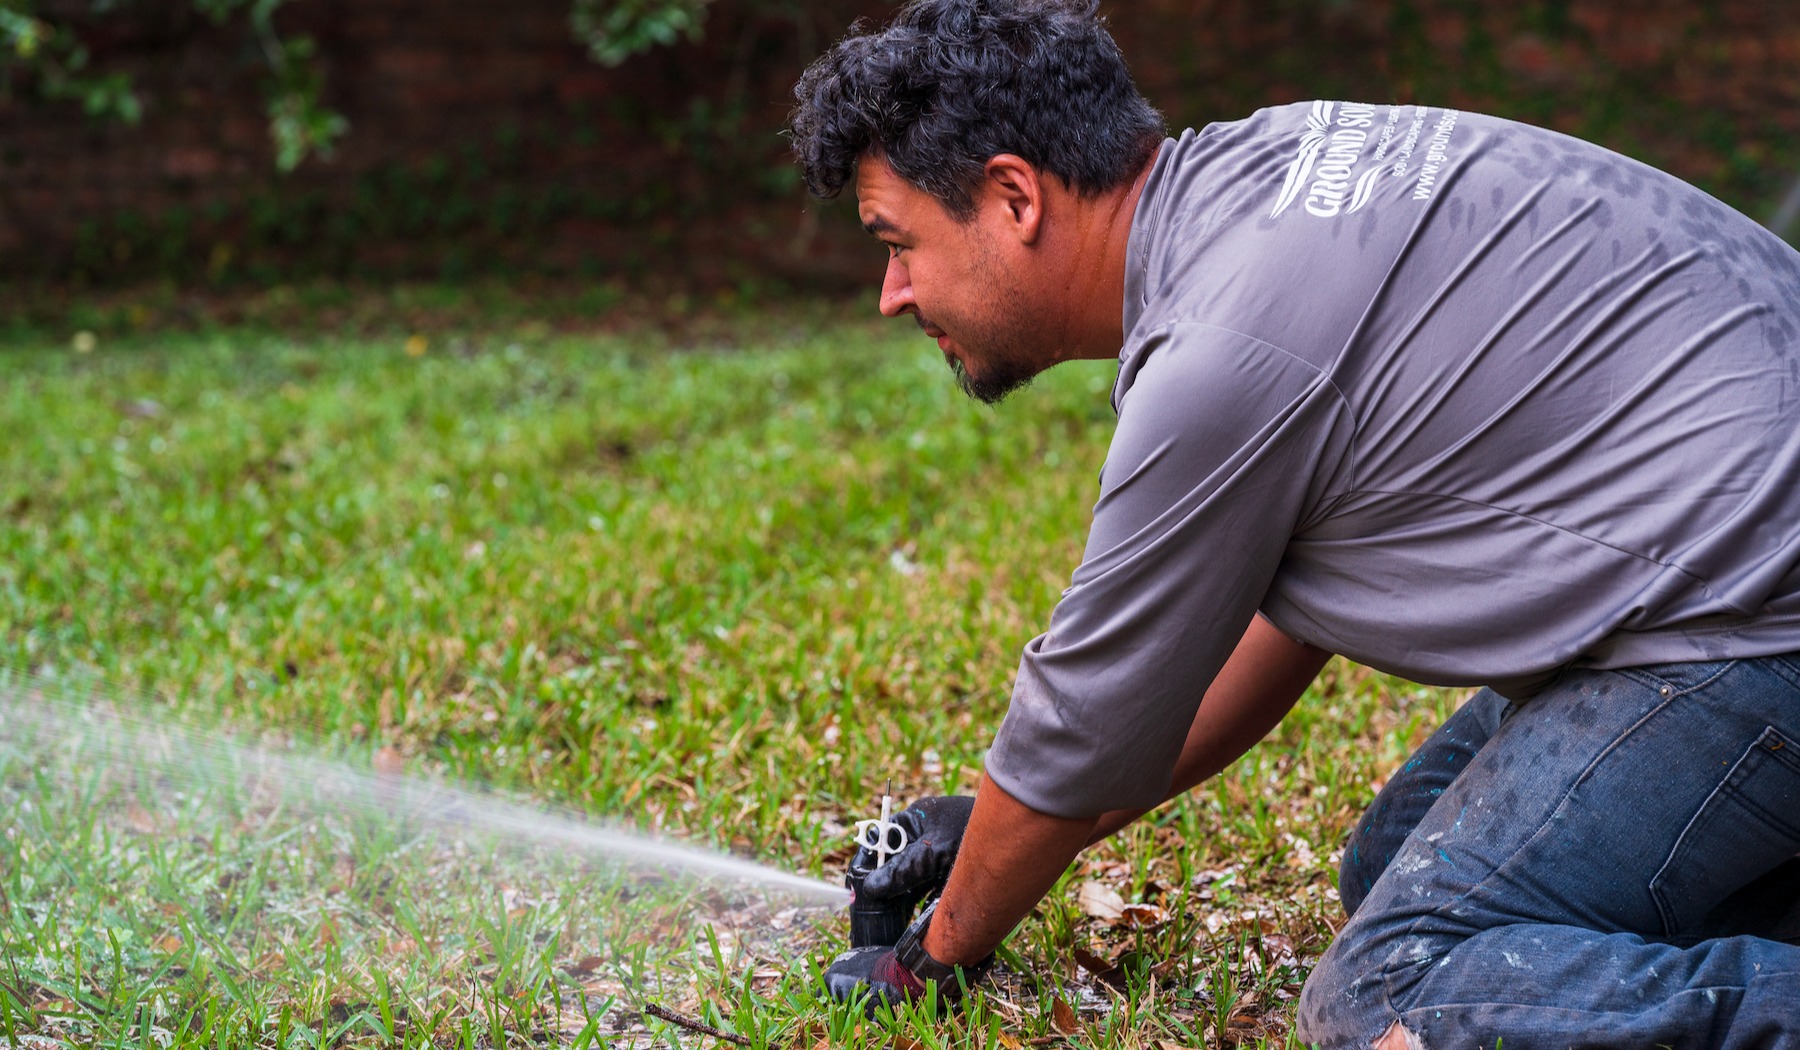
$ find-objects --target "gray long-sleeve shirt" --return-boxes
[986,102,1800,819]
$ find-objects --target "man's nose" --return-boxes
[878,257,914,318]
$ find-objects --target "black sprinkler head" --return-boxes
[844,857,916,948]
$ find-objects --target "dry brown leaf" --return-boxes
[1119,902,1168,928]
[1227,1009,1262,1035]
[1050,997,1079,1035]
[1075,882,1126,922]
[565,954,606,976]
[125,802,161,835]
[1072,947,1124,990]
[153,934,183,953]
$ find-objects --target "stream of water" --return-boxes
[0,668,848,907]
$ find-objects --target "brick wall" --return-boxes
[2,0,1795,287]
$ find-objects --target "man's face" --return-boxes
[854,157,1045,404]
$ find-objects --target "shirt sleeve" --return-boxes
[984,322,1349,818]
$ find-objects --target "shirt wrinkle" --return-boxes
[1320,487,1737,610]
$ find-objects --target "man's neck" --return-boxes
[1047,155,1157,362]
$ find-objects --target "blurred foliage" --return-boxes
[1,0,349,169]
[0,0,737,171]
[0,0,141,122]
[259,32,346,172]
[572,0,713,66]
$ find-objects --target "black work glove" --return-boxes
[822,945,928,1015]
[826,899,993,1018]
[855,795,975,903]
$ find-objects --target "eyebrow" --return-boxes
[862,216,901,237]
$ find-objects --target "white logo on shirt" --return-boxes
[1271,103,1459,218]
[1269,100,1334,218]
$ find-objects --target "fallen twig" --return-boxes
[642,1002,753,1046]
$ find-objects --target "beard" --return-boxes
[922,272,1044,404]
[948,352,1038,404]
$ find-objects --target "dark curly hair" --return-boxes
[789,0,1166,220]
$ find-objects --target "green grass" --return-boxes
[0,306,1459,1047]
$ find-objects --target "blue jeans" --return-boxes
[1297,656,1800,1048]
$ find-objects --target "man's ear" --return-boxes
[981,154,1044,245]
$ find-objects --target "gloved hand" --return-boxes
[823,945,927,1014]
[855,795,974,902]
[825,899,993,1017]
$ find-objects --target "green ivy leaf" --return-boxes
[570,0,712,68]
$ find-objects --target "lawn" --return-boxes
[0,301,1457,1048]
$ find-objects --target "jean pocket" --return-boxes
[1649,726,1800,937]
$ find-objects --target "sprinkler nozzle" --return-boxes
[845,781,921,946]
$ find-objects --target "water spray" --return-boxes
[0,669,848,905]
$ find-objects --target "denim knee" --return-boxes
[1336,689,1513,920]
[1297,925,1407,1048]
[1305,657,1800,1048]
